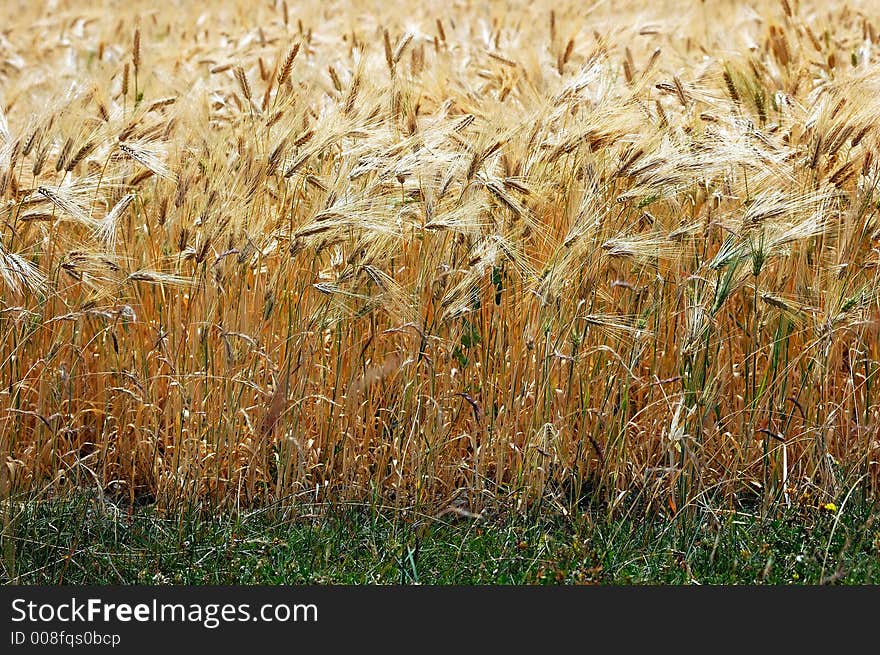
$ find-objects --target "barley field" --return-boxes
[1,0,879,513]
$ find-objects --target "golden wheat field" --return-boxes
[1,0,880,512]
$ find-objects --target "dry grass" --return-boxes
[2,0,880,512]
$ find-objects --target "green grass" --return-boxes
[2,492,879,584]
